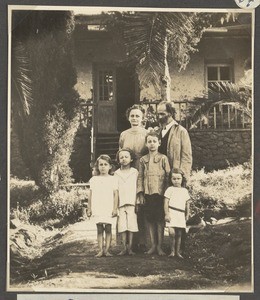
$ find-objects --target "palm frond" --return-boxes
[122,12,202,90]
[189,81,252,129]
[12,41,33,116]
[208,81,251,114]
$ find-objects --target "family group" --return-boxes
[87,101,193,259]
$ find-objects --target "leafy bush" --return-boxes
[189,161,252,216]
[10,177,40,209]
[69,126,92,183]
[10,177,89,227]
[28,189,86,227]
[234,193,251,218]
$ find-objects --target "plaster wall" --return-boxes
[74,35,250,102]
[74,38,126,100]
[140,37,251,101]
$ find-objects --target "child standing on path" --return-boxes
[114,148,139,255]
[164,168,191,258]
[87,155,119,257]
[137,130,171,255]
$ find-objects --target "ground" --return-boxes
[9,218,252,292]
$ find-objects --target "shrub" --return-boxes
[28,188,89,227]
[10,177,40,209]
[10,178,89,227]
[189,162,252,217]
[69,126,92,183]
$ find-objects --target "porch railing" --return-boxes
[79,100,251,132]
[141,100,251,130]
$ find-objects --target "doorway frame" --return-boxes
[93,62,118,134]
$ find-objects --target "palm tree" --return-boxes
[118,12,200,101]
[11,41,33,119]
[117,11,236,101]
[109,11,251,129]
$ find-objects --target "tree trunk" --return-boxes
[160,36,171,102]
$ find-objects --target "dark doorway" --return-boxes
[116,65,139,132]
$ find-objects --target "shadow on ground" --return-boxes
[9,219,252,291]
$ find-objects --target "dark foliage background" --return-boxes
[11,11,80,193]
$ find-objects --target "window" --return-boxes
[204,63,247,129]
[207,64,232,94]
[98,70,114,101]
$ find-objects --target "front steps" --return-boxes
[96,133,120,161]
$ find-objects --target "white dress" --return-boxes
[164,186,190,228]
[88,175,118,226]
[114,168,139,233]
[114,168,138,207]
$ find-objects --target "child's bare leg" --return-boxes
[145,222,156,254]
[96,224,104,257]
[104,224,113,256]
[168,227,175,257]
[157,221,166,256]
[175,228,183,258]
[128,231,135,255]
[118,231,127,255]
[180,228,186,255]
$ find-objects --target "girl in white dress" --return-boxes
[87,155,119,257]
[164,168,190,258]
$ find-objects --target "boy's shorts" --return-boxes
[118,205,139,233]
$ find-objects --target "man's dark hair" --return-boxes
[159,101,176,118]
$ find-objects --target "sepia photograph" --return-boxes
[17,295,241,300]
[8,5,253,292]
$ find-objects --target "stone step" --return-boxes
[96,133,120,159]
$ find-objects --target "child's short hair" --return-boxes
[116,148,136,164]
[171,168,187,187]
[145,128,161,143]
[93,154,114,175]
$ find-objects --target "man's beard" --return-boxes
[158,116,168,126]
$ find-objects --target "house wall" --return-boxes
[74,34,250,102]
[190,129,251,171]
[140,37,251,101]
[72,32,252,177]
[74,37,127,100]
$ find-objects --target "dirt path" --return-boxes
[9,219,252,292]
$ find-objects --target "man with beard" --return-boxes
[157,101,192,182]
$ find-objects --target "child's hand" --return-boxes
[87,209,92,217]
[112,210,118,217]
[135,204,140,214]
[165,214,170,222]
[138,194,145,205]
